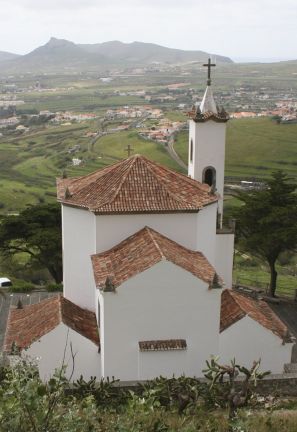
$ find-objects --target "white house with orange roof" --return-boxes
[57,154,223,313]
[4,295,100,381]
[91,226,222,380]
[3,62,294,381]
[220,290,294,374]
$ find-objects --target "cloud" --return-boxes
[0,0,99,10]
[0,0,296,58]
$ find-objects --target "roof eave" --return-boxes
[59,200,218,214]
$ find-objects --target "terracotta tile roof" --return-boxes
[220,289,291,341]
[187,106,229,123]
[57,154,217,213]
[4,295,99,353]
[91,226,220,290]
[139,339,187,351]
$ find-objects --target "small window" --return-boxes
[190,139,193,163]
[203,166,216,187]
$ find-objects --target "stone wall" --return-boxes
[116,373,297,397]
[252,373,297,396]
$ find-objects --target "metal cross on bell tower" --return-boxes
[203,58,216,86]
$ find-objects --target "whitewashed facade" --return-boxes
[220,316,293,374]
[96,261,221,380]
[24,323,101,381]
[62,199,224,312]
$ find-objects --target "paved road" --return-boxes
[167,136,187,171]
[0,291,58,350]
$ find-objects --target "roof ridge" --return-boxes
[72,158,122,183]
[228,290,289,340]
[70,160,126,199]
[96,155,191,211]
[139,158,195,207]
[145,227,165,260]
[228,290,247,316]
[93,157,136,210]
[92,226,157,259]
[57,154,218,213]
[144,156,212,199]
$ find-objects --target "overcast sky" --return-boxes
[0,0,296,61]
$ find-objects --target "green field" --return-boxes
[1,116,297,213]
[19,92,144,113]
[93,131,181,171]
[233,254,297,298]
[0,122,181,213]
[174,117,297,179]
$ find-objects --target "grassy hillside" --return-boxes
[93,130,181,171]
[174,117,297,179]
[1,117,297,213]
[0,124,180,213]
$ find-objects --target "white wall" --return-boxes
[62,202,223,312]
[95,207,218,265]
[219,315,293,374]
[101,261,221,380]
[62,205,96,311]
[139,350,188,380]
[188,120,226,215]
[95,213,199,253]
[215,232,234,288]
[24,323,101,381]
[196,204,217,266]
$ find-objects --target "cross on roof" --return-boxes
[125,144,134,157]
[203,58,216,86]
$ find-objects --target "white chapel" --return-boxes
[4,63,294,380]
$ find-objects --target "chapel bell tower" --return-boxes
[188,59,229,225]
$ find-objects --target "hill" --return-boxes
[0,50,20,62]
[0,38,107,73]
[0,38,233,73]
[78,40,233,65]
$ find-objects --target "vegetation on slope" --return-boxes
[1,357,295,432]
[174,117,297,179]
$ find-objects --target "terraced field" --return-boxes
[1,116,297,213]
[0,122,180,213]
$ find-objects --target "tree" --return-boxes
[234,171,297,297]
[0,203,62,283]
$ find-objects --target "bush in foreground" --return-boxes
[0,358,295,432]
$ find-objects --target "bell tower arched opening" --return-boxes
[203,166,216,188]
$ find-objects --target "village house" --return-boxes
[0,116,20,128]
[4,63,294,381]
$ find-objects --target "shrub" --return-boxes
[142,375,203,413]
[72,375,127,409]
[9,281,35,292]
[46,282,63,292]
